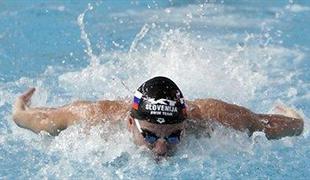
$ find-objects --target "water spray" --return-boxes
[77,3,99,67]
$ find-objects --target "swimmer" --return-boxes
[12,76,304,158]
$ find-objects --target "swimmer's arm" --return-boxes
[188,99,304,139]
[12,88,75,135]
[12,88,130,135]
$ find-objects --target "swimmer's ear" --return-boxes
[127,116,134,131]
[129,116,133,125]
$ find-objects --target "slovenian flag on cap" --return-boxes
[132,91,143,110]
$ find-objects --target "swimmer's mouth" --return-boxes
[153,149,176,162]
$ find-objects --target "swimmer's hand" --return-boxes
[259,104,304,139]
[13,87,36,113]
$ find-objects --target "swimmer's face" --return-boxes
[128,117,185,159]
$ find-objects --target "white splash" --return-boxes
[286,4,310,12]
[77,3,100,67]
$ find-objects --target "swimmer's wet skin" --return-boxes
[12,76,304,158]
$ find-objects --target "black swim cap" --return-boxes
[131,76,187,124]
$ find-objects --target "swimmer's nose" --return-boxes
[153,139,168,156]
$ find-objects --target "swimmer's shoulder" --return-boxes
[185,99,215,136]
[98,99,130,108]
[68,99,130,108]
[186,98,227,122]
[97,99,131,115]
[186,98,222,113]
[62,99,130,118]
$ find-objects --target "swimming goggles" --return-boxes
[134,118,182,144]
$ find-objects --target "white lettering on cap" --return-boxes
[145,104,178,113]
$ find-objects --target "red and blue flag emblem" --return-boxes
[132,91,142,110]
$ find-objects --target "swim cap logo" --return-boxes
[147,98,176,106]
[156,118,165,124]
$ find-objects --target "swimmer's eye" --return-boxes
[165,130,182,144]
[141,129,182,144]
[141,129,159,144]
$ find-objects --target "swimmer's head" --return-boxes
[128,76,187,158]
[130,76,187,124]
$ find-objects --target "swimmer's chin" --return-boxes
[154,155,167,163]
[153,151,175,162]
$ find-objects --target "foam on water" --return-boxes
[286,3,310,13]
[0,1,309,179]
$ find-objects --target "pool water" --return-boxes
[0,0,309,179]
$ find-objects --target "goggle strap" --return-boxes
[134,118,143,133]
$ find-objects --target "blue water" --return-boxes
[0,0,309,179]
